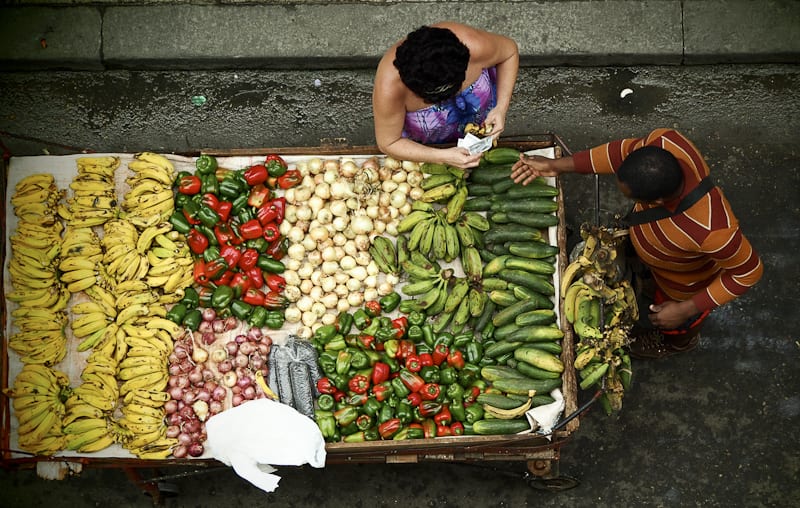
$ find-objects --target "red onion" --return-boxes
[202,368,215,382]
[172,445,188,459]
[260,335,273,347]
[178,405,195,421]
[257,343,271,356]
[202,308,216,322]
[177,432,193,446]
[231,394,244,406]
[212,319,226,334]
[181,391,196,405]
[209,400,224,414]
[243,385,256,400]
[168,363,183,377]
[224,316,238,331]
[238,342,256,356]
[236,375,252,389]
[224,341,239,356]
[175,376,190,389]
[167,413,181,426]
[247,327,262,341]
[212,385,227,401]
[250,356,265,370]
[179,360,194,374]
[188,443,204,457]
[233,354,249,369]
[168,352,179,364]
[198,320,213,334]
[204,380,218,393]
[182,419,201,434]
[168,386,184,401]
[173,345,189,360]
[165,425,181,438]
[164,400,179,414]
[202,331,217,345]
[217,359,233,373]
[234,334,247,345]
[195,389,211,402]
[188,367,204,386]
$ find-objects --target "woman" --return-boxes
[373,22,519,168]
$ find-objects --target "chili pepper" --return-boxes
[262,289,287,310]
[418,400,442,418]
[200,173,219,195]
[276,169,301,189]
[422,418,437,438]
[219,174,244,200]
[182,309,202,331]
[239,219,263,240]
[187,228,209,255]
[166,303,188,324]
[446,383,465,401]
[396,400,414,425]
[168,210,192,235]
[422,324,435,348]
[405,354,422,373]
[419,366,440,384]
[434,404,452,426]
[261,221,280,243]
[466,341,483,364]
[406,391,422,407]
[265,272,286,293]
[464,403,484,424]
[243,163,268,186]
[390,377,410,398]
[398,369,425,393]
[195,154,218,175]
[432,343,449,366]
[265,154,288,177]
[372,381,392,402]
[333,406,358,427]
[350,349,370,370]
[352,309,371,330]
[247,183,271,208]
[205,257,229,281]
[447,349,466,370]
[256,254,285,274]
[211,285,234,310]
[230,299,253,321]
[420,383,441,401]
[316,377,337,395]
[177,174,202,195]
[265,237,287,260]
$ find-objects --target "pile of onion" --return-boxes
[166,309,274,459]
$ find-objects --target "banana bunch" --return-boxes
[10,173,63,225]
[99,219,147,285]
[368,235,399,276]
[58,227,110,293]
[58,156,120,228]
[482,392,536,420]
[562,224,637,413]
[122,152,176,229]
[4,364,72,456]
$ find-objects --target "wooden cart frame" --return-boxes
[0,133,582,502]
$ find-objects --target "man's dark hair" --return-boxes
[393,26,470,104]
[617,146,684,201]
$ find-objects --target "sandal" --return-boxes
[628,329,700,360]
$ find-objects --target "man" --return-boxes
[510,129,764,359]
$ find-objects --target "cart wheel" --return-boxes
[527,475,580,491]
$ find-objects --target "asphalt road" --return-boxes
[1,64,798,507]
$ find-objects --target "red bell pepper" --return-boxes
[183,208,201,225]
[187,228,209,255]
[418,400,442,418]
[216,201,232,222]
[257,197,286,225]
[405,354,422,373]
[238,248,260,271]
[262,221,280,243]
[348,374,370,395]
[243,164,268,186]
[450,422,465,436]
[205,258,229,281]
[434,404,452,426]
[464,386,481,406]
[398,339,416,359]
[371,362,390,385]
[378,418,402,439]
[420,383,441,401]
[276,169,302,189]
[266,237,287,260]
[316,377,336,395]
[358,334,375,350]
[422,418,437,438]
[246,267,265,289]
[436,424,452,437]
[406,392,422,407]
[263,290,288,309]
[216,270,234,286]
[447,349,466,370]
[242,288,266,306]
[347,393,369,406]
[178,175,202,195]
[419,352,434,368]
[240,219,263,240]
[220,244,242,268]
[229,272,252,298]
[432,343,449,366]
[333,390,347,402]
[214,223,239,246]
[200,192,220,210]
[193,259,210,286]
[265,154,288,177]
[248,184,271,208]
[399,369,425,393]
[265,273,286,293]
[391,317,408,338]
[371,381,392,402]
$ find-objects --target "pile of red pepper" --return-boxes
[312,293,490,442]
[168,153,302,330]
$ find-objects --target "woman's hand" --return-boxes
[441,147,483,169]
[483,107,506,138]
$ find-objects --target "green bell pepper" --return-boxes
[446,383,465,401]
[419,366,440,384]
[264,310,284,329]
[317,394,335,411]
[449,398,466,422]
[350,349,370,370]
[464,403,485,424]
[180,287,200,309]
[407,310,426,327]
[166,303,188,324]
[200,173,219,195]
[231,193,250,215]
[435,332,454,347]
[247,306,268,328]
[378,291,401,313]
[181,308,203,331]
[336,311,354,335]
[466,341,483,364]
[438,367,458,385]
[378,402,395,424]
[363,397,382,418]
[390,377,411,398]
[314,324,338,344]
[197,205,221,229]
[396,400,414,425]
[352,309,371,330]
[315,411,337,441]
[407,325,424,343]
[211,285,234,310]
[453,333,473,349]
[335,349,352,375]
[458,363,481,387]
[195,154,218,175]
[219,175,245,200]
[421,324,435,348]
[168,210,192,235]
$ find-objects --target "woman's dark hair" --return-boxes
[617,146,683,201]
[393,26,470,104]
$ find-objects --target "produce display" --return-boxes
[2,144,604,459]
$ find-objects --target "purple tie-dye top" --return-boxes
[402,67,498,144]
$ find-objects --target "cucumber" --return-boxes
[463,196,492,211]
[480,365,529,382]
[491,178,515,194]
[490,199,559,214]
[473,298,496,334]
[467,183,494,196]
[468,164,513,184]
[484,340,523,358]
[487,289,518,307]
[505,183,559,199]
[477,393,529,410]
[507,241,560,259]
[483,147,521,165]
[504,256,556,275]
[492,298,540,327]
[505,325,564,342]
[491,377,562,396]
[481,277,508,291]
[514,346,564,373]
[516,309,557,327]
[531,394,557,406]
[516,361,562,380]
[492,322,519,341]
[522,340,563,355]
[488,243,511,256]
[500,211,559,229]
[497,269,555,296]
[472,418,531,435]
[483,226,543,245]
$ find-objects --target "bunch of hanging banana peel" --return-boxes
[561,224,637,413]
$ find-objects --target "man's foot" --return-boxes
[628,329,700,360]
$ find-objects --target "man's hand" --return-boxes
[510,154,559,185]
[648,300,700,330]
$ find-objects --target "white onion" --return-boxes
[336,299,351,313]
[329,200,348,217]
[347,291,364,306]
[340,255,357,271]
[301,311,318,326]
[364,287,379,302]
[296,295,314,312]
[321,312,337,325]
[284,306,302,323]
[287,243,306,261]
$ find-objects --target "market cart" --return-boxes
[1,133,585,503]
